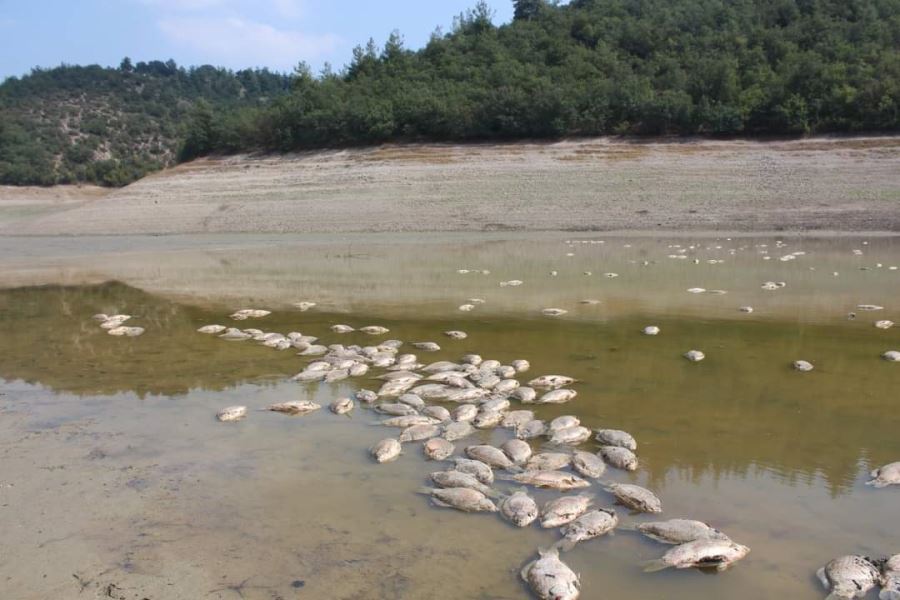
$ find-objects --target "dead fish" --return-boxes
[465,445,521,471]
[644,539,750,572]
[793,360,814,372]
[549,416,580,433]
[549,426,591,446]
[331,324,355,333]
[292,369,326,382]
[444,330,467,340]
[537,389,578,404]
[299,345,328,356]
[604,483,661,513]
[451,458,494,485]
[360,326,389,335]
[875,320,895,330]
[375,403,418,417]
[542,308,568,317]
[572,451,606,479]
[380,415,441,428]
[636,519,729,545]
[197,324,226,334]
[418,486,497,512]
[355,389,378,404]
[293,301,316,311]
[557,508,618,551]
[377,380,417,397]
[413,341,441,352]
[493,379,520,395]
[816,556,883,599]
[423,437,455,461]
[684,350,705,362]
[378,370,422,381]
[867,461,900,488]
[529,375,575,390]
[371,438,401,463]
[410,384,452,400]
[473,410,505,430]
[397,393,426,410]
[481,397,511,412]
[421,405,451,422]
[400,424,441,443]
[216,406,247,422]
[509,470,590,491]
[422,361,460,373]
[267,401,321,416]
[430,470,495,497]
[594,429,637,451]
[108,326,145,337]
[497,365,517,379]
[324,369,350,382]
[460,354,483,366]
[446,388,490,403]
[349,363,369,377]
[521,547,581,600]
[541,494,593,528]
[219,328,252,341]
[458,304,475,311]
[452,404,479,422]
[883,350,900,362]
[527,453,572,472]
[499,488,539,527]
[511,386,537,404]
[329,397,354,415]
[91,313,109,322]
[442,420,477,442]
[600,446,638,471]
[230,309,270,320]
[881,554,900,600]
[99,315,130,329]
[502,439,533,465]
[502,410,535,429]
[517,419,548,440]
[643,325,660,336]
[511,359,531,373]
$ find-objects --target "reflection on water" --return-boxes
[0,234,897,599]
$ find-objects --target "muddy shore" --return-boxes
[1,136,898,235]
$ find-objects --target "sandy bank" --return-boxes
[1,137,899,235]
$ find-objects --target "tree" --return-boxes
[119,57,133,73]
[513,0,545,21]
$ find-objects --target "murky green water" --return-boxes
[0,234,897,599]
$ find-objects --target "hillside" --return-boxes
[0,61,290,186]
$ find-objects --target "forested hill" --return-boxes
[4,0,900,187]
[0,61,290,186]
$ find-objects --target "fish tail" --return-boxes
[642,559,670,573]
[416,487,436,496]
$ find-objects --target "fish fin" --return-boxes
[520,561,535,582]
[815,568,829,589]
[642,559,670,573]
[431,498,452,509]
[416,487,436,496]
[553,538,578,553]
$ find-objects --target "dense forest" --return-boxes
[2,0,899,186]
[0,61,290,186]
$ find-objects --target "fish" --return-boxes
[465,445,521,471]
[460,354,482,366]
[399,424,441,443]
[219,328,252,341]
[636,519,729,545]
[644,539,750,572]
[604,483,661,513]
[197,324,226,334]
[684,349,705,362]
[442,420,477,442]
[371,438,401,463]
[329,398,354,415]
[355,389,378,404]
[502,410,535,429]
[542,308,568,317]
[526,453,572,472]
[421,405,451,422]
[548,415,580,433]
[867,461,900,488]
[374,403,419,417]
[549,426,591,446]
[360,326,389,335]
[444,330,468,339]
[267,401,321,415]
[643,325,660,336]
[571,451,606,479]
[451,458,495,485]
[541,494,593,528]
[430,471,496,497]
[493,379,520,395]
[422,361,461,373]
[230,309,270,320]
[412,341,441,352]
[557,508,618,551]
[883,350,900,362]
[537,389,578,404]
[594,429,637,450]
[508,470,590,491]
[451,404,479,422]
[793,359,814,372]
[528,375,575,390]
[397,393,426,410]
[600,446,638,471]
[216,406,247,422]
[517,419,548,440]
[511,359,531,373]
[330,324,354,333]
[410,384,453,400]
[423,437,455,461]
[881,554,900,600]
[107,326,145,337]
[379,415,441,428]
[520,547,581,600]
[499,488,539,527]
[324,369,349,382]
[816,555,883,598]
[511,386,537,403]
[446,388,491,403]
[292,369,326,382]
[417,487,497,513]
[501,439,533,465]
[293,301,316,311]
[473,410,505,430]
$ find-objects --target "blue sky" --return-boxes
[0,1,514,81]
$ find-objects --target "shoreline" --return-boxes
[1,135,898,235]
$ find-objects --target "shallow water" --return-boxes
[0,234,898,599]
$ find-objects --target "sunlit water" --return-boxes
[0,234,897,599]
